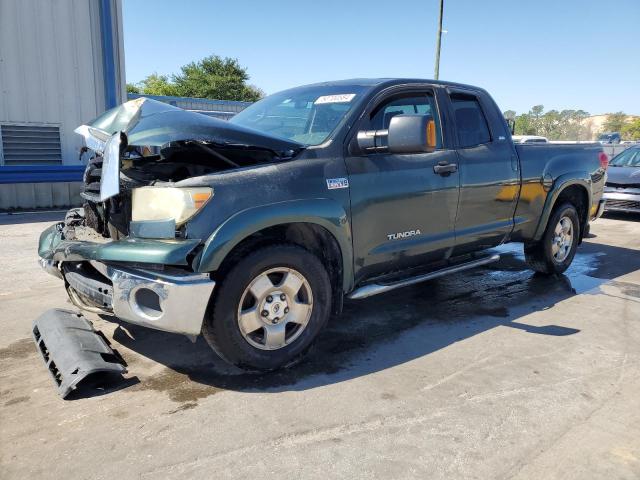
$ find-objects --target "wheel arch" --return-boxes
[533,175,591,242]
[195,199,353,311]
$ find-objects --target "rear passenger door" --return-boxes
[447,90,520,254]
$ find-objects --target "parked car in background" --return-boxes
[512,135,548,144]
[599,132,621,144]
[603,145,640,214]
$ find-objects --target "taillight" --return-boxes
[599,152,609,170]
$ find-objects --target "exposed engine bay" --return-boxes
[73,97,304,240]
[79,141,289,239]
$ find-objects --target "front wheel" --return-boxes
[524,202,580,275]
[202,244,332,371]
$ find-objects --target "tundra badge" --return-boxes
[387,229,422,241]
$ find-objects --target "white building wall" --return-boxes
[0,0,125,209]
[0,0,125,166]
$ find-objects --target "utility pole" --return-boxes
[434,0,444,80]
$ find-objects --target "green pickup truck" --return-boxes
[38,78,608,372]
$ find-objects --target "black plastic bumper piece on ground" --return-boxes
[32,309,127,399]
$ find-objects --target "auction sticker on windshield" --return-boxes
[315,94,356,104]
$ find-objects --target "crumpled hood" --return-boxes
[606,166,640,186]
[76,97,304,157]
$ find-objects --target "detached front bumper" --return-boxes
[39,223,215,336]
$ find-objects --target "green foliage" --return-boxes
[515,112,536,135]
[602,111,628,133]
[126,83,140,94]
[530,105,544,119]
[502,110,516,121]
[621,119,640,140]
[173,55,263,102]
[137,73,181,97]
[508,106,591,140]
[130,55,263,102]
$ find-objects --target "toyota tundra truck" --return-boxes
[37,78,608,375]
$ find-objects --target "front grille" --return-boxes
[63,262,113,311]
[79,153,132,238]
[606,182,640,190]
[81,155,103,202]
[605,199,640,211]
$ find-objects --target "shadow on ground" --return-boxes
[95,239,640,404]
[602,211,640,223]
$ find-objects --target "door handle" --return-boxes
[433,161,458,176]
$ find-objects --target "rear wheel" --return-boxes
[203,244,332,371]
[524,202,580,275]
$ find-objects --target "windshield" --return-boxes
[610,148,640,167]
[229,85,368,146]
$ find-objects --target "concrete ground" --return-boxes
[1,212,639,479]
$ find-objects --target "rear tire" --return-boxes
[524,202,580,275]
[203,244,332,371]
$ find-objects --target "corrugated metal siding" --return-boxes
[0,0,106,166]
[0,0,125,163]
[0,0,124,210]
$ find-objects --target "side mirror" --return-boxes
[357,114,437,154]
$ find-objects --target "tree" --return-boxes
[503,110,516,121]
[171,55,263,101]
[564,110,590,140]
[510,106,591,140]
[137,73,180,97]
[129,56,263,102]
[621,118,640,140]
[515,112,535,135]
[602,112,628,133]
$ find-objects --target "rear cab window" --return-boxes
[449,92,491,148]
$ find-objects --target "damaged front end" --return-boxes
[39,98,303,336]
[74,97,304,240]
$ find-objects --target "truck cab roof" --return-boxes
[301,78,488,92]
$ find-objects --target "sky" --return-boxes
[123,0,640,115]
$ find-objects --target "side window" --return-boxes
[370,94,442,149]
[449,93,491,148]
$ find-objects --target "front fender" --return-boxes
[532,173,592,241]
[195,198,354,291]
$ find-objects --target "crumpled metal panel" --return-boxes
[32,309,127,399]
[77,97,304,154]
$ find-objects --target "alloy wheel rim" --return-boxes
[552,216,574,263]
[237,267,313,351]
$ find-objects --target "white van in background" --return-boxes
[512,135,549,144]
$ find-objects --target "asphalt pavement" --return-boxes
[1,212,639,479]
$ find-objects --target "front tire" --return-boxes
[203,244,332,371]
[524,202,580,275]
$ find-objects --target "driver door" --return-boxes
[345,88,460,284]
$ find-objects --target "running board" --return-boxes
[347,254,501,300]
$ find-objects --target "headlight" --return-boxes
[131,187,213,226]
